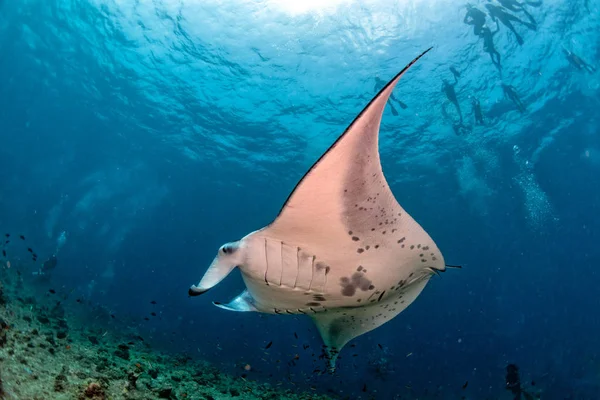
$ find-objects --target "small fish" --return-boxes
[110,314,116,319]
[2,250,5,257]
[151,312,157,317]
[264,341,273,349]
[4,234,8,237]
[294,332,298,339]
[144,317,150,321]
[362,383,367,392]
[150,301,157,305]
[378,343,383,350]
[303,344,309,350]
[27,247,33,253]
[19,235,25,240]
[462,381,469,389]
[49,289,56,294]
[76,299,82,303]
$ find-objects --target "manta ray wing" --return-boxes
[266,48,433,245]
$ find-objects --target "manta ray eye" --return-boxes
[221,246,229,254]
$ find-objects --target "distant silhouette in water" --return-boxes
[502,83,526,113]
[441,103,469,135]
[41,255,58,275]
[472,98,484,125]
[497,0,539,27]
[464,3,487,36]
[562,48,597,73]
[485,2,537,45]
[452,122,471,136]
[449,66,461,80]
[505,364,536,400]
[481,21,502,74]
[442,75,463,124]
[374,77,408,116]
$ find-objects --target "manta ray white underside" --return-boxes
[189,48,454,370]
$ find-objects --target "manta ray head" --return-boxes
[188,240,244,297]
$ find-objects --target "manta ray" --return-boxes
[189,48,454,369]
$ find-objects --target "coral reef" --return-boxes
[0,268,335,400]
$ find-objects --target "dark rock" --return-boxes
[149,369,159,379]
[81,382,105,399]
[54,373,67,392]
[157,387,172,398]
[127,371,139,389]
[0,319,7,348]
[88,336,99,345]
[56,331,67,339]
[114,347,129,361]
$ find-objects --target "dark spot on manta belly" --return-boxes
[340,272,373,297]
[352,272,372,290]
[342,285,356,296]
[305,302,321,307]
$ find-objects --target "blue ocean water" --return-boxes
[1,0,599,398]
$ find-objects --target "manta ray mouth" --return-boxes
[188,285,208,297]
